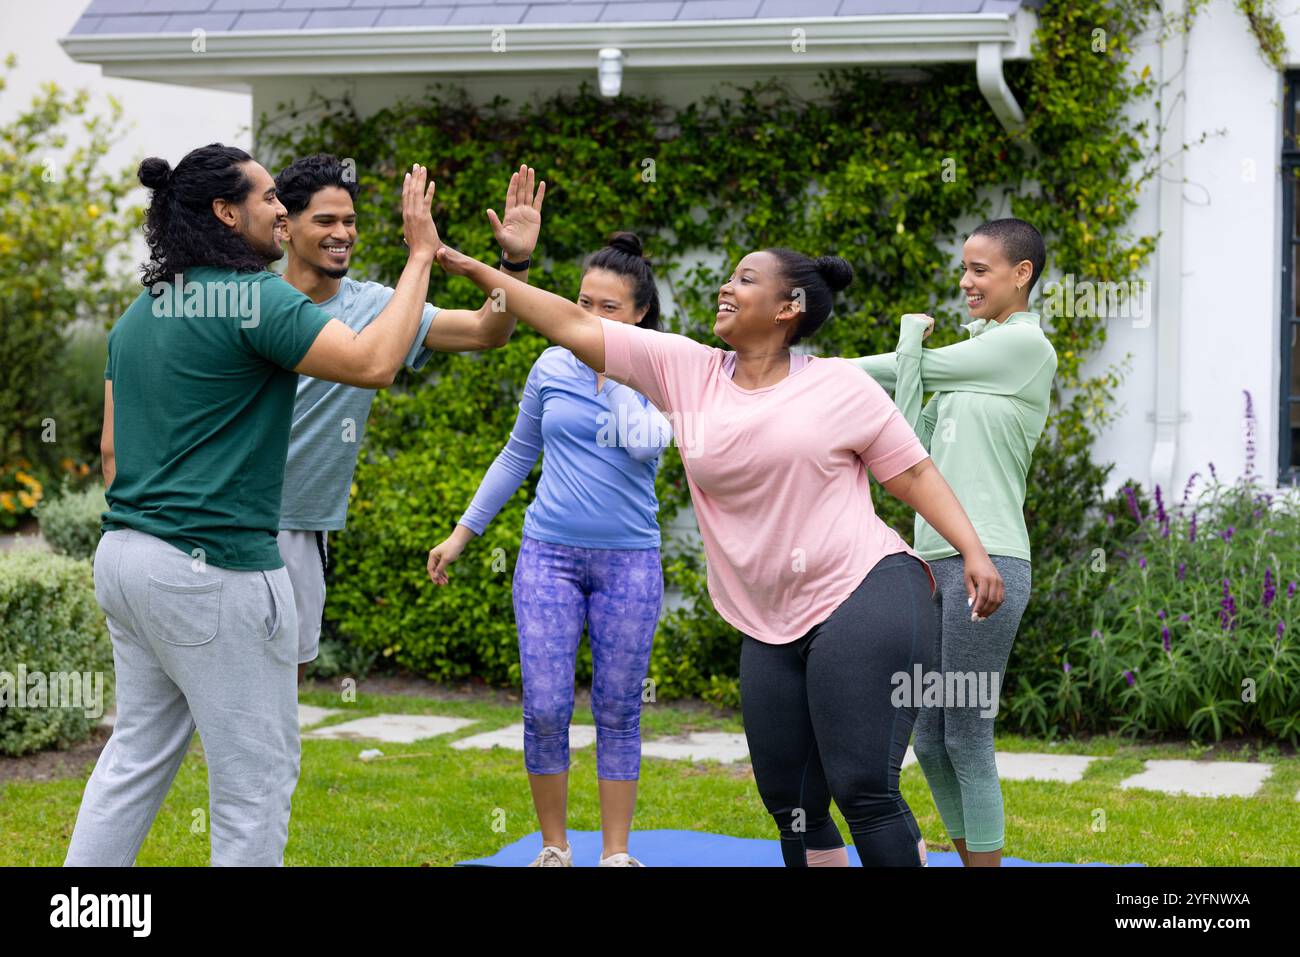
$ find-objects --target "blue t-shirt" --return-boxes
[459,346,671,549]
[278,277,438,531]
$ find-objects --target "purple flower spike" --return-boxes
[1289,581,1297,599]
[1138,556,1147,570]
[1091,629,1103,639]
[1278,620,1287,640]
[1220,578,1238,631]
[1105,512,1115,528]
[1124,669,1136,686]
[1155,485,1167,524]
[1162,626,1171,652]
[1179,613,1190,622]
[1263,569,1276,609]
[1123,485,1143,523]
[1158,609,1167,619]
[1220,526,1235,543]
[1189,512,1197,543]
[1177,562,1186,582]
[1063,661,1072,673]
[1180,472,1200,510]
[1208,461,1218,481]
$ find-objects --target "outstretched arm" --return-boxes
[435,245,604,371]
[846,351,898,392]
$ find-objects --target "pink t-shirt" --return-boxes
[600,316,936,645]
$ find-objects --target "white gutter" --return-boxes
[60,11,1035,130]
[1149,0,1187,496]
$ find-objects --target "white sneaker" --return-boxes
[598,852,644,867]
[528,844,573,867]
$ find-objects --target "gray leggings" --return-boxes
[911,553,1032,853]
[65,528,300,866]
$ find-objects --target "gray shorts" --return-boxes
[277,529,327,665]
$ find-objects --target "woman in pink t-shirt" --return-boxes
[434,241,1004,867]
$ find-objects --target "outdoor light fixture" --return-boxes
[598,48,623,98]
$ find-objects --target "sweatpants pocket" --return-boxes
[147,576,222,646]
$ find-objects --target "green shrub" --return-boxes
[0,548,113,756]
[36,484,106,560]
[1007,392,1300,743]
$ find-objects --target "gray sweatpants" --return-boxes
[65,528,301,867]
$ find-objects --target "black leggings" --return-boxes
[739,551,938,867]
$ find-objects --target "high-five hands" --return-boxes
[401,163,441,261]
[487,164,546,261]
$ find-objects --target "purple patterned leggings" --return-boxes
[512,534,663,780]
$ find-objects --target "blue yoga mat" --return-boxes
[458,830,1142,867]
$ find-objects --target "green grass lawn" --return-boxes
[2,686,1297,866]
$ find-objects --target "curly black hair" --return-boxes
[138,143,267,287]
[274,153,360,216]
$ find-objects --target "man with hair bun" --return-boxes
[67,144,441,867]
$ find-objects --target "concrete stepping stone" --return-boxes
[303,713,477,744]
[450,722,596,752]
[298,704,344,728]
[1118,759,1272,798]
[641,732,749,764]
[995,752,1097,783]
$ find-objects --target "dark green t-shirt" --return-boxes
[103,267,333,570]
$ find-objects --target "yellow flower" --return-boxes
[17,491,34,509]
[87,203,101,219]
[60,457,74,471]
[15,470,36,487]
[0,492,14,512]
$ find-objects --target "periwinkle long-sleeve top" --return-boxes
[848,312,1058,562]
[459,345,672,549]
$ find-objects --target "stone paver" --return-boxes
[303,713,477,744]
[996,752,1097,783]
[1118,759,1272,798]
[450,722,596,752]
[641,732,749,764]
[298,704,344,728]
[296,711,1284,802]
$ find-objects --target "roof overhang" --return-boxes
[60,11,1036,84]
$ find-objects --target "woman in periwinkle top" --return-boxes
[433,232,1006,868]
[848,218,1058,867]
[427,233,672,868]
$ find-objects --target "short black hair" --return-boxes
[969,218,1046,292]
[582,231,660,331]
[274,154,359,217]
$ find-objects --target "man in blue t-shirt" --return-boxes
[274,155,545,680]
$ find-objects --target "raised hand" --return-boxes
[487,164,545,261]
[401,163,441,260]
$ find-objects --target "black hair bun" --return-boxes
[607,231,646,260]
[139,157,173,191]
[814,255,853,293]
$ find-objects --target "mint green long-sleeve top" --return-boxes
[848,312,1058,562]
